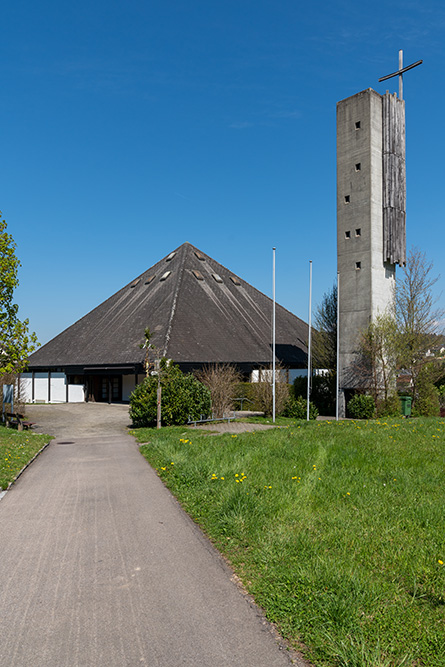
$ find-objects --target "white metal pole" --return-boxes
[336,271,340,421]
[307,260,312,421]
[272,247,276,423]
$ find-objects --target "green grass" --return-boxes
[133,418,445,667]
[0,426,51,490]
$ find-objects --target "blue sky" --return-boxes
[2,0,443,345]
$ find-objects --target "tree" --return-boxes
[140,327,156,377]
[394,247,445,412]
[0,214,38,375]
[139,327,162,427]
[356,312,398,402]
[312,282,337,372]
[353,248,444,415]
[310,282,337,415]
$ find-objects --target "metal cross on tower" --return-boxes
[378,50,422,100]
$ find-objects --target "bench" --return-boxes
[187,413,235,427]
[5,413,35,431]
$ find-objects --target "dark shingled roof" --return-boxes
[29,242,308,371]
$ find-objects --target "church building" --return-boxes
[22,242,309,403]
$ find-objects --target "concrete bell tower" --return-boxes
[336,53,422,417]
[337,84,408,416]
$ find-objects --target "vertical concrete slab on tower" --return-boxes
[337,88,402,415]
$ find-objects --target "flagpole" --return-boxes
[272,247,276,423]
[307,260,312,421]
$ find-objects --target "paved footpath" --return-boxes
[0,407,307,666]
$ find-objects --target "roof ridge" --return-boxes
[162,244,187,357]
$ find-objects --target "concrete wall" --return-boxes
[337,89,397,410]
[122,374,145,402]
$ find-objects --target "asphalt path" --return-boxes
[0,405,308,666]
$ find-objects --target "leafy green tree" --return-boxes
[129,360,211,427]
[0,214,38,375]
[309,283,338,415]
[313,282,337,373]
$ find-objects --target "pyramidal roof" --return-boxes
[29,242,308,370]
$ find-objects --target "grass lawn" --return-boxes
[133,417,444,667]
[0,426,51,490]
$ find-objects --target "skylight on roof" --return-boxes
[194,251,206,261]
[229,276,241,286]
[130,279,140,288]
[192,269,204,281]
[144,274,156,285]
[166,252,176,261]
[160,271,171,281]
[212,273,223,283]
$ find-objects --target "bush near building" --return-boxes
[129,361,211,427]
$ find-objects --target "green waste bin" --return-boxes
[400,395,412,417]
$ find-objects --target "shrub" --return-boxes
[412,385,440,417]
[196,364,241,417]
[233,382,261,411]
[347,393,375,419]
[376,393,400,418]
[284,396,318,420]
[250,367,290,416]
[412,365,441,417]
[293,373,336,416]
[129,361,211,427]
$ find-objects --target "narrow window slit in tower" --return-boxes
[355,121,361,129]
[355,262,361,270]
[355,228,361,237]
[345,231,351,239]
[355,163,361,171]
[344,195,350,204]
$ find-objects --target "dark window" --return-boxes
[356,262,361,270]
[355,163,361,171]
[355,228,361,237]
[344,195,350,204]
[345,231,351,239]
[355,121,361,129]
